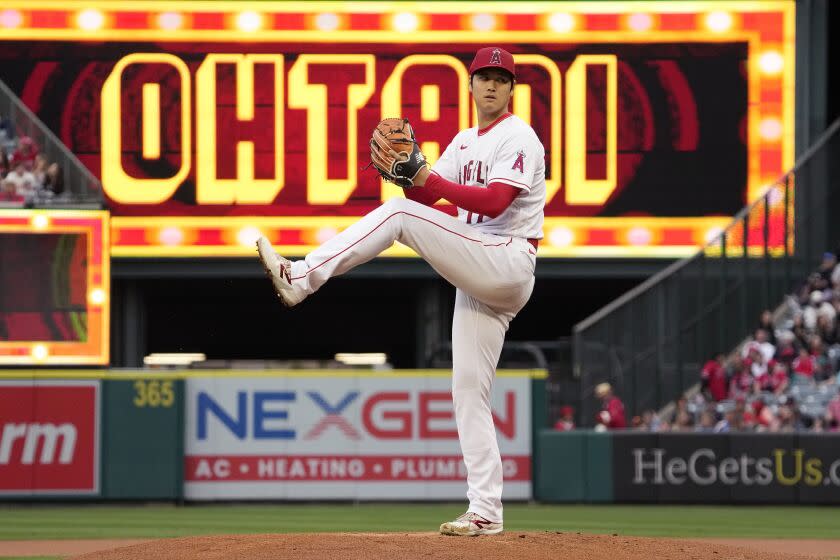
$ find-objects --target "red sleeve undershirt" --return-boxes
[404,172,520,219]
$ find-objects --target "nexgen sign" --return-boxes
[0,381,100,495]
[184,374,532,500]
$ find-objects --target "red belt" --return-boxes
[527,238,539,250]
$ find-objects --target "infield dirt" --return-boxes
[68,532,833,560]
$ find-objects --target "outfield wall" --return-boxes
[5,372,839,504]
[0,370,544,500]
[538,431,840,504]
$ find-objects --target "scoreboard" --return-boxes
[0,1,794,257]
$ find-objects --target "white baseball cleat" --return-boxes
[256,236,299,307]
[439,512,503,536]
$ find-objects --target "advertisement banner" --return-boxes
[184,373,531,500]
[0,380,100,495]
[612,433,840,503]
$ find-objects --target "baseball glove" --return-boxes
[369,118,427,188]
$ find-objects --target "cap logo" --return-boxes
[489,48,502,65]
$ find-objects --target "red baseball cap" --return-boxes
[469,47,516,79]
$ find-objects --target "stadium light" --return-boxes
[158,226,184,246]
[236,11,262,32]
[76,9,105,31]
[759,118,783,141]
[236,226,263,247]
[30,214,49,229]
[547,13,575,33]
[392,12,419,32]
[704,11,732,32]
[31,344,49,362]
[0,9,22,29]
[627,13,654,32]
[144,352,206,366]
[627,227,652,246]
[470,13,496,32]
[548,226,574,248]
[88,288,106,306]
[759,51,784,75]
[157,12,183,31]
[315,12,340,31]
[704,227,724,244]
[335,352,388,366]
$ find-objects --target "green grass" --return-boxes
[0,504,838,541]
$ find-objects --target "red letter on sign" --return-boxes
[491,392,516,439]
[362,392,411,438]
[418,392,458,439]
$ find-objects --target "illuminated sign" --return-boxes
[0,211,109,365]
[0,1,794,258]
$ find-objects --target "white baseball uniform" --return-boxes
[282,112,545,522]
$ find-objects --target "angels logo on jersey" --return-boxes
[511,150,525,173]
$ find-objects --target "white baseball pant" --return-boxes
[285,197,536,522]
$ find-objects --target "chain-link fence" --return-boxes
[574,118,840,426]
[0,80,102,207]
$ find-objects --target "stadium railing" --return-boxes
[0,79,103,207]
[574,117,840,426]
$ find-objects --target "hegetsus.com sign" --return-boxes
[612,433,840,504]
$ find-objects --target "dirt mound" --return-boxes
[71,532,821,560]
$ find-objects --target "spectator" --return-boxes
[792,313,810,349]
[766,362,790,395]
[745,347,768,384]
[791,347,816,385]
[43,162,64,196]
[729,361,753,400]
[810,336,831,382]
[751,400,772,431]
[735,397,756,430]
[817,315,838,346]
[0,148,9,178]
[741,328,775,363]
[774,331,798,367]
[10,136,37,171]
[637,409,662,432]
[696,409,717,432]
[818,252,837,284]
[553,405,575,431]
[32,153,48,186]
[714,409,738,433]
[4,160,37,202]
[758,310,777,344]
[701,353,728,401]
[0,178,23,204]
[776,397,804,432]
[667,396,690,424]
[827,392,840,432]
[804,291,835,330]
[671,410,694,432]
[595,382,626,429]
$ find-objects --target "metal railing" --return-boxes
[0,80,102,207]
[574,118,840,426]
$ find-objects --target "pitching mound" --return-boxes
[71,532,819,560]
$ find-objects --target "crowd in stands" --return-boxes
[559,250,840,433]
[0,116,65,207]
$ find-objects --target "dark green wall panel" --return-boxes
[101,378,183,499]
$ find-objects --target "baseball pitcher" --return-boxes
[257,46,546,536]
